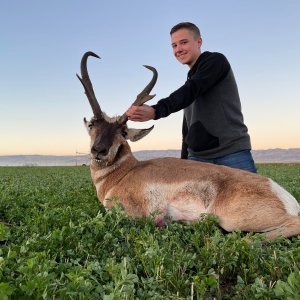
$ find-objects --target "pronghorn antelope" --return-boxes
[77,51,300,239]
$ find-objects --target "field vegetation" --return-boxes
[0,164,299,299]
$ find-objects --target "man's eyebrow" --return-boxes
[171,38,189,46]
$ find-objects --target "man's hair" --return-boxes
[170,22,201,39]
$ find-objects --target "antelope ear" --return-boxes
[126,125,154,142]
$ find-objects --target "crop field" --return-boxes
[0,164,300,299]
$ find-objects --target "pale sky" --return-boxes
[1,0,299,155]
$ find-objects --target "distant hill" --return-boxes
[0,148,299,166]
[0,155,90,167]
[252,148,300,163]
[134,149,300,163]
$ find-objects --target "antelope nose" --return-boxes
[92,143,108,156]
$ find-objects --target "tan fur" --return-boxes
[88,141,300,239]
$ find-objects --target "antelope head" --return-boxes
[77,51,157,167]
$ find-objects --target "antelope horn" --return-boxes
[119,65,158,124]
[76,51,103,119]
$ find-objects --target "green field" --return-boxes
[0,164,300,299]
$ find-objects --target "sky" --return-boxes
[1,0,299,156]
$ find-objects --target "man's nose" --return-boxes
[175,45,183,53]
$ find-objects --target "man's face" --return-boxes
[171,29,202,68]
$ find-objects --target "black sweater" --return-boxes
[152,51,251,159]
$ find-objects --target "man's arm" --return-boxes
[127,52,230,122]
[126,83,193,121]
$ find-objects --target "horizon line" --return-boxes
[1,147,300,157]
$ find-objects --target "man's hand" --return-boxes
[126,105,155,122]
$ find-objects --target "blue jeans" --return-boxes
[188,150,257,173]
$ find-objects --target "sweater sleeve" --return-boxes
[152,52,230,120]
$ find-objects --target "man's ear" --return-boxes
[126,125,154,142]
[197,37,202,48]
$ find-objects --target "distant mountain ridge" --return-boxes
[0,148,300,166]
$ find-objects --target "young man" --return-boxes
[126,22,256,173]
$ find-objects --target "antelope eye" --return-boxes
[88,122,94,129]
[121,129,127,138]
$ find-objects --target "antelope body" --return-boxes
[77,51,300,239]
